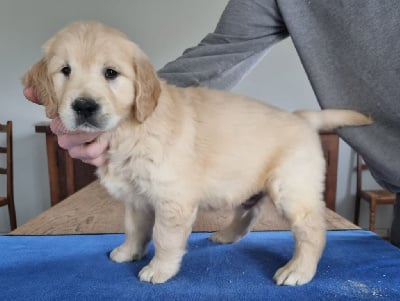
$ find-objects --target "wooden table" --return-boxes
[11,180,358,235]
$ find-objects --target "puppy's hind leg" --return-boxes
[271,155,326,285]
[110,202,154,263]
[273,201,326,286]
[210,193,265,244]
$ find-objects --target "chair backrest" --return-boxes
[0,121,13,194]
[0,121,16,229]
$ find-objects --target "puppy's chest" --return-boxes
[98,137,175,200]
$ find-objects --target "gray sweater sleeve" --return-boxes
[158,0,288,90]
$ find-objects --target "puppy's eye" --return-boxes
[61,65,71,77]
[104,68,119,80]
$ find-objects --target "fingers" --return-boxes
[57,131,101,149]
[23,87,41,105]
[51,118,103,149]
[50,114,110,167]
[81,153,109,167]
[50,117,70,135]
[66,134,110,167]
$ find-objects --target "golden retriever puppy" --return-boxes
[23,21,372,286]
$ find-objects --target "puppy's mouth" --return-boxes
[75,117,102,131]
[71,97,105,131]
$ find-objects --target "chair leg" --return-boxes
[354,197,361,225]
[8,201,17,231]
[369,201,376,232]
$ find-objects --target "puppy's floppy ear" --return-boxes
[133,53,161,123]
[22,58,58,119]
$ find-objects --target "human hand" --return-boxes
[24,87,109,167]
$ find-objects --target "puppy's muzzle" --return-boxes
[72,97,101,129]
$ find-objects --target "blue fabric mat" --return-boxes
[1,231,399,300]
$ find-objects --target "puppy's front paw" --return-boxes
[138,259,179,284]
[273,260,316,286]
[109,244,144,263]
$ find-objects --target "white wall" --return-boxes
[0,0,390,233]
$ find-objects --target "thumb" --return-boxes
[50,117,72,135]
[23,87,42,105]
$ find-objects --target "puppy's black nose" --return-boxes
[72,97,99,118]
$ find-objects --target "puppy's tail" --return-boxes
[294,109,372,131]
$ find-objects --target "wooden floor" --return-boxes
[11,180,358,235]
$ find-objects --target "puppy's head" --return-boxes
[22,21,160,131]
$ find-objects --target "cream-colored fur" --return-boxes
[23,21,372,286]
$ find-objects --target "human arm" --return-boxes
[158,0,288,89]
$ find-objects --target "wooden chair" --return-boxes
[0,121,17,230]
[354,153,396,232]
